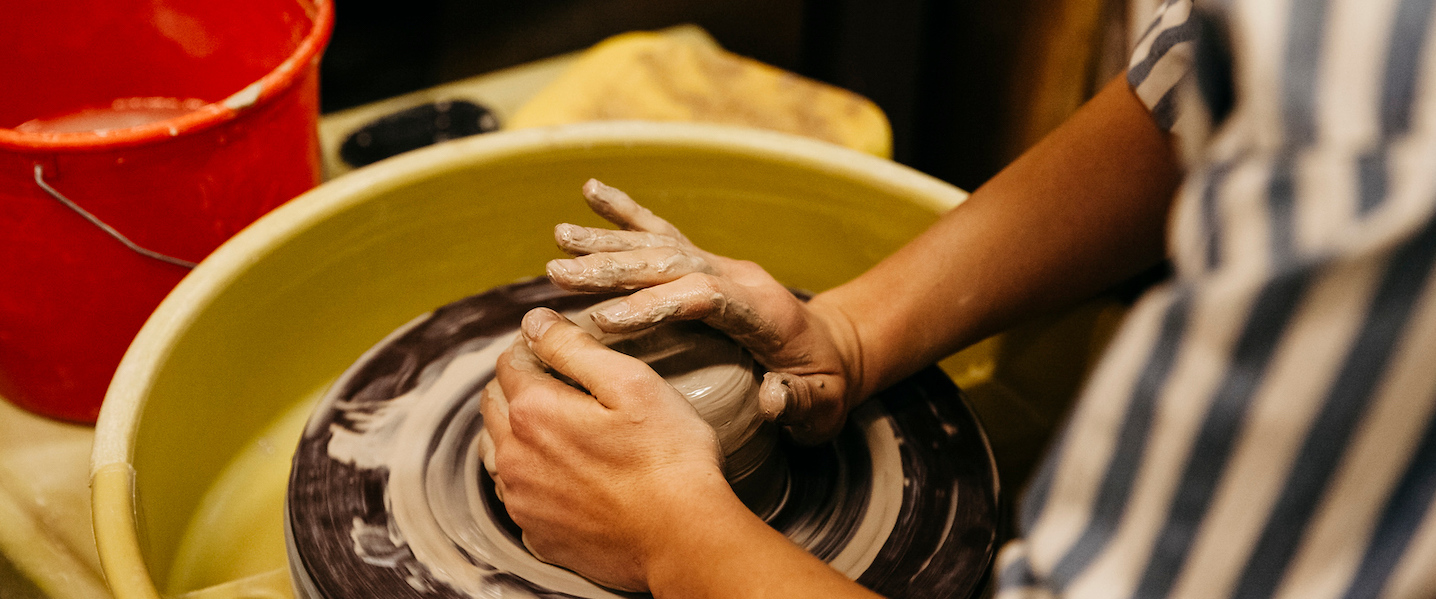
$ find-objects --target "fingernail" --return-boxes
[555,223,588,243]
[522,308,560,339]
[583,179,629,207]
[589,178,619,194]
[546,259,582,278]
[592,301,632,325]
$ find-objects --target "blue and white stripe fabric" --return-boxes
[1127,0,1200,132]
[996,0,1436,597]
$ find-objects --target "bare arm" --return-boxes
[643,490,880,599]
[813,75,1182,401]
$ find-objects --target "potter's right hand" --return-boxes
[546,179,862,444]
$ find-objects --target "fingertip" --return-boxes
[582,179,615,207]
[759,373,838,445]
[521,307,563,340]
[758,372,793,421]
[590,287,693,332]
[581,179,637,220]
[582,178,626,202]
[589,300,634,329]
[480,379,505,414]
[478,382,513,477]
[553,223,589,247]
[496,337,539,389]
[545,258,582,282]
[490,471,507,503]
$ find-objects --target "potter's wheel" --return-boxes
[286,278,998,598]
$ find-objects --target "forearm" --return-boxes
[814,76,1182,401]
[645,490,880,599]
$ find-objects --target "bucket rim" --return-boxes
[0,0,334,153]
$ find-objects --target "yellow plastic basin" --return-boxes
[90,122,968,599]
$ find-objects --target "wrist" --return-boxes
[640,479,763,594]
[642,482,879,599]
[805,294,868,407]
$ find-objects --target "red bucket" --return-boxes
[0,0,334,423]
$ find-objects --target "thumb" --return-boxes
[519,307,661,411]
[758,371,847,445]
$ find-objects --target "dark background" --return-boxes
[319,0,1130,193]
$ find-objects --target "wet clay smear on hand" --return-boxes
[286,278,999,599]
[477,296,789,517]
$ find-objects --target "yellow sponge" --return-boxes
[508,30,893,158]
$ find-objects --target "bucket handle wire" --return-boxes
[33,164,197,269]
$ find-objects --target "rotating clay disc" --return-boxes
[286,278,998,598]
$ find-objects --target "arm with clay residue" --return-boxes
[496,74,1179,598]
[548,75,1181,440]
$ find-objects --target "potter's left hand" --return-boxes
[545,179,861,444]
[481,307,739,592]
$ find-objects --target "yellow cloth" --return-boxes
[508,31,893,158]
[0,396,109,599]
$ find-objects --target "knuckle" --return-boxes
[591,230,626,250]
[719,259,764,280]
[502,495,537,528]
[609,369,659,399]
[676,273,725,317]
[576,252,615,271]
[479,386,502,415]
[653,247,688,271]
[505,398,547,439]
[685,272,723,295]
[543,332,595,368]
[495,347,520,372]
[730,258,763,273]
[490,443,522,476]
[681,273,750,324]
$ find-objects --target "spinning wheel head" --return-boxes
[286,279,999,599]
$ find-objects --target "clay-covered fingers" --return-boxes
[547,247,716,292]
[477,380,511,500]
[581,179,690,242]
[554,223,681,256]
[584,273,779,345]
[511,308,669,410]
[479,379,511,448]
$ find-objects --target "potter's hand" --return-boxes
[546,179,861,443]
[482,307,735,592]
